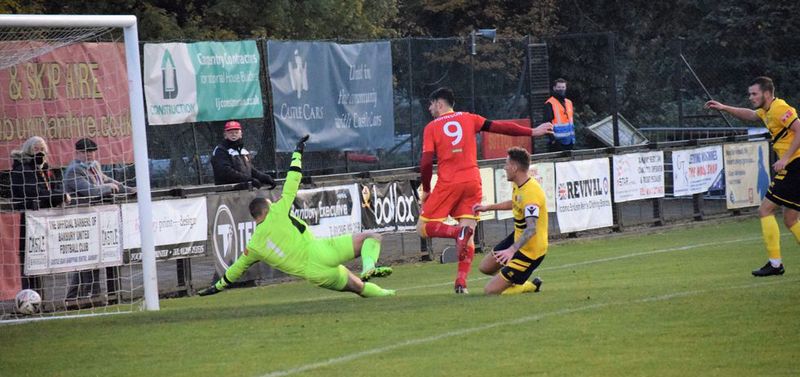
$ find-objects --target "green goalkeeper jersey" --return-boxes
[245,151,315,278]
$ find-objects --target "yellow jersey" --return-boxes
[512,178,548,259]
[756,98,800,162]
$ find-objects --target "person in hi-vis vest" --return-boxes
[543,78,576,152]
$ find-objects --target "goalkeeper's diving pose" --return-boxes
[199,135,395,298]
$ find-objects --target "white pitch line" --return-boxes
[265,233,783,304]
[398,233,781,292]
[259,278,795,377]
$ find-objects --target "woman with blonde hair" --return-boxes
[10,136,70,210]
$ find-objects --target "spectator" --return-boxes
[211,120,275,189]
[9,136,71,295]
[63,138,135,198]
[62,137,128,304]
[544,78,576,152]
[10,136,71,210]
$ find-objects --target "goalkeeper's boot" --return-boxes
[532,277,543,293]
[360,266,393,282]
[752,262,785,277]
[456,226,474,262]
[198,285,220,296]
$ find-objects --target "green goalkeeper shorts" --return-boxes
[306,234,355,291]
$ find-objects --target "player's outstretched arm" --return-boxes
[482,120,553,138]
[271,135,309,215]
[473,200,512,214]
[198,248,260,296]
[704,100,759,122]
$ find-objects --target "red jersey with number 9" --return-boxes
[422,111,487,185]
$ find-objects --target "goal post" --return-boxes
[0,14,158,312]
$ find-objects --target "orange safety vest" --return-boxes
[545,97,575,144]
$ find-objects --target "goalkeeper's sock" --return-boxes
[424,221,460,239]
[790,221,800,244]
[360,238,380,273]
[213,272,232,291]
[360,282,395,297]
[760,215,782,265]
[501,281,535,295]
[456,244,475,285]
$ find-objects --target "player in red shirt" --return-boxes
[417,87,553,294]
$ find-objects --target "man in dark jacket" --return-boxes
[211,120,275,189]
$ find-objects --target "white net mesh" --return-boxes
[0,24,143,321]
[0,27,114,71]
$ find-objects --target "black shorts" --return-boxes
[766,158,800,211]
[494,232,545,285]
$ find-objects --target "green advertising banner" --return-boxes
[143,41,263,125]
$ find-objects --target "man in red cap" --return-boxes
[211,120,275,189]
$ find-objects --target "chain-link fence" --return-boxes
[142,34,800,188]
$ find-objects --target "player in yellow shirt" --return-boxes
[706,76,800,276]
[473,147,547,294]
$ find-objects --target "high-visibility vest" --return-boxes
[546,96,575,145]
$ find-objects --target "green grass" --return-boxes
[2,218,799,377]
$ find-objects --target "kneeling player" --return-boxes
[199,135,395,298]
[473,147,547,295]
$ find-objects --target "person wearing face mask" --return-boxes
[9,136,71,210]
[543,78,576,152]
[63,138,136,199]
[210,120,276,190]
[9,136,71,295]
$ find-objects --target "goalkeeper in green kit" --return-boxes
[199,135,395,298]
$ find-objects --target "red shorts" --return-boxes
[420,180,482,221]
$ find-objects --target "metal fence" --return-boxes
[140,34,799,189]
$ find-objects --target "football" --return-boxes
[15,289,41,315]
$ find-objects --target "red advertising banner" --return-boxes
[0,42,133,170]
[0,213,21,300]
[481,118,532,159]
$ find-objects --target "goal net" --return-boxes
[0,15,157,322]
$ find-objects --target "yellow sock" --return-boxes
[790,221,800,244]
[501,281,535,295]
[760,215,781,260]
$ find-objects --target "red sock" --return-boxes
[424,221,459,239]
[456,244,475,285]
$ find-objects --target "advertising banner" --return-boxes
[495,162,556,220]
[359,181,419,233]
[724,141,771,209]
[143,41,264,125]
[267,41,394,152]
[0,42,133,170]
[24,205,122,275]
[555,158,613,233]
[207,190,278,278]
[292,184,362,237]
[0,213,21,300]
[612,151,665,203]
[122,198,208,262]
[671,146,724,196]
[478,167,496,221]
[530,162,556,213]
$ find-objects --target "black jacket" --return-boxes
[10,157,67,210]
[210,140,275,189]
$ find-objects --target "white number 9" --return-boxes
[443,121,463,146]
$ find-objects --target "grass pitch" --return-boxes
[2,218,799,377]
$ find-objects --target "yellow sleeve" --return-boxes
[774,102,798,128]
